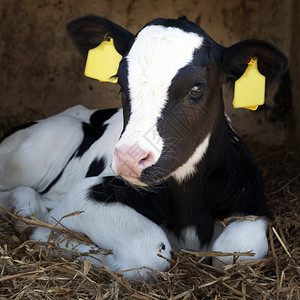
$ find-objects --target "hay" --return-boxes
[0,137,299,299]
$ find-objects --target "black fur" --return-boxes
[205,121,270,220]
[75,109,118,157]
[86,157,106,178]
[221,39,288,83]
[67,15,134,58]
[90,177,171,226]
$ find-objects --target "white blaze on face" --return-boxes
[172,133,211,183]
[115,25,204,164]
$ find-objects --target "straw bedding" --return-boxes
[0,131,299,299]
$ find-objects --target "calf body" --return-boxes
[0,16,287,279]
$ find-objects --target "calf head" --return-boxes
[68,15,287,186]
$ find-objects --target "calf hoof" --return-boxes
[30,226,52,243]
[211,217,269,268]
[10,187,48,219]
[3,187,48,233]
[102,239,172,280]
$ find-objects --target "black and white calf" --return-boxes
[0,16,287,279]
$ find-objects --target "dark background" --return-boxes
[0,0,299,143]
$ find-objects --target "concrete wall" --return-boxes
[0,0,298,142]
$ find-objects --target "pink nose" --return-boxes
[113,145,154,178]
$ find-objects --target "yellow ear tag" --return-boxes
[84,37,122,83]
[232,58,266,110]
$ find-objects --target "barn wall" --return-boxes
[291,0,300,141]
[0,0,298,143]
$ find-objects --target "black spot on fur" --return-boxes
[86,157,106,178]
[75,109,118,157]
[159,243,166,252]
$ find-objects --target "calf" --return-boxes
[0,15,287,279]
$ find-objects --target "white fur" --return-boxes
[211,216,269,268]
[114,26,204,164]
[172,133,211,182]
[0,105,93,191]
[39,177,172,279]
[43,109,123,208]
[167,226,201,251]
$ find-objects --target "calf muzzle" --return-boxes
[112,145,155,179]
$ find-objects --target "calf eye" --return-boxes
[189,84,204,99]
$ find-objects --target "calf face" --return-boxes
[68,16,287,186]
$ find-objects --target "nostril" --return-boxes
[138,152,154,168]
[140,153,151,161]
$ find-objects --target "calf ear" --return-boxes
[67,15,134,58]
[221,39,287,83]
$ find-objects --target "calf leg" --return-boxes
[0,187,48,232]
[31,178,172,280]
[0,187,47,219]
[30,226,111,266]
[211,216,269,268]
